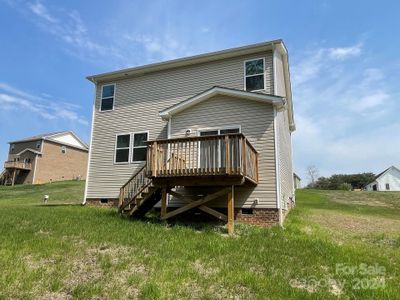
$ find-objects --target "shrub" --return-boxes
[338,183,352,191]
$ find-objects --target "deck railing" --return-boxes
[146,133,258,183]
[4,161,32,170]
[119,165,152,210]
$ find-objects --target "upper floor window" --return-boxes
[386,183,390,190]
[36,141,41,149]
[10,144,15,152]
[100,84,115,111]
[115,134,130,163]
[132,132,148,162]
[61,145,66,154]
[244,58,265,92]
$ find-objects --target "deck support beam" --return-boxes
[168,190,227,221]
[11,169,16,186]
[161,187,231,220]
[227,185,234,234]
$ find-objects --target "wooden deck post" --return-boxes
[161,187,167,217]
[11,170,16,186]
[118,188,124,209]
[227,185,234,234]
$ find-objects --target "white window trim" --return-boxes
[131,131,150,163]
[243,57,266,92]
[114,133,131,165]
[197,126,241,167]
[99,83,116,112]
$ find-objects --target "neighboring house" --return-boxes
[1,131,88,186]
[293,173,301,189]
[365,166,400,191]
[84,39,295,230]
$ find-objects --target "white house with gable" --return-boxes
[365,166,400,191]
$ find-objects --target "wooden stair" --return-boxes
[118,165,162,218]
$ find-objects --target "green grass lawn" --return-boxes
[0,181,399,299]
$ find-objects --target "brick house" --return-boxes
[1,131,88,185]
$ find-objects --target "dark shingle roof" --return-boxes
[8,131,68,144]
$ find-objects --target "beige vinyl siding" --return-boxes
[274,49,294,207]
[86,51,274,199]
[276,110,294,209]
[274,51,286,97]
[170,95,277,208]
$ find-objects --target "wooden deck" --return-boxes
[4,161,32,170]
[119,134,259,234]
[146,133,258,186]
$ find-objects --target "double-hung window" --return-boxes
[115,134,130,163]
[101,84,115,111]
[132,132,148,162]
[244,58,265,91]
[114,132,149,164]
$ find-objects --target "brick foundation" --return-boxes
[85,198,119,207]
[235,208,280,227]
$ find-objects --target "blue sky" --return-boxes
[1,0,399,182]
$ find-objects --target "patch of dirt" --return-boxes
[301,225,313,235]
[310,210,400,236]
[62,244,146,298]
[321,191,399,208]
[24,255,57,271]
[36,292,72,300]
[35,229,51,236]
[192,259,219,277]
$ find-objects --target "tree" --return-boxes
[307,165,319,188]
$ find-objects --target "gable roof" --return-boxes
[15,148,42,156]
[87,39,295,131]
[293,173,301,180]
[9,131,66,143]
[9,131,89,151]
[365,166,400,187]
[374,166,400,181]
[87,39,284,83]
[159,86,286,120]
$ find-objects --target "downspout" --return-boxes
[82,85,97,205]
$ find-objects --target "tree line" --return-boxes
[306,166,375,190]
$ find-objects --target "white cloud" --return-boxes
[28,1,57,23]
[292,41,398,182]
[292,43,363,87]
[351,91,389,112]
[0,83,88,125]
[327,44,362,60]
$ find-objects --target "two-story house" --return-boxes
[1,131,88,185]
[84,39,295,230]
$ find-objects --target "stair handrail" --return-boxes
[118,165,152,212]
